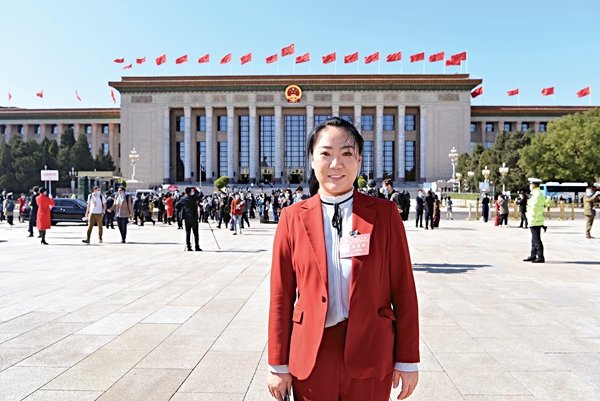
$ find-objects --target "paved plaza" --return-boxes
[0,210,599,401]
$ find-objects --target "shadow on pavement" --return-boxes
[555,261,600,265]
[413,263,490,274]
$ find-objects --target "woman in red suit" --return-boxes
[267,118,419,401]
[165,193,175,225]
[36,188,55,245]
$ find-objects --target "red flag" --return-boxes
[410,52,425,62]
[266,54,278,64]
[450,51,467,61]
[471,86,483,98]
[198,54,210,63]
[541,86,555,96]
[445,58,461,66]
[136,57,146,64]
[8,92,12,101]
[240,52,252,64]
[281,44,295,57]
[111,89,116,104]
[295,52,310,64]
[576,86,591,98]
[344,52,359,64]
[386,52,402,62]
[155,54,167,66]
[122,63,132,69]
[507,88,519,96]
[36,90,44,98]
[365,51,380,64]
[75,91,82,101]
[220,53,232,64]
[428,51,445,62]
[322,52,336,64]
[113,58,124,63]
[176,54,188,64]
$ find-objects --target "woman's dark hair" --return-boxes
[306,117,364,197]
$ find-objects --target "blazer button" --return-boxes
[321,296,326,303]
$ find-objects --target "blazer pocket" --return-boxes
[292,307,304,324]
[377,307,396,321]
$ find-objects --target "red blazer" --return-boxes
[36,194,55,230]
[268,190,419,381]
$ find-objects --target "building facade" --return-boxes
[0,74,594,187]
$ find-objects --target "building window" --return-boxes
[35,125,42,135]
[503,122,513,132]
[85,124,93,134]
[405,115,416,131]
[17,125,24,135]
[218,141,228,177]
[521,122,530,131]
[102,143,109,156]
[485,122,495,133]
[260,115,275,169]
[197,116,206,132]
[362,141,374,179]
[340,114,353,124]
[314,115,330,126]
[484,142,493,149]
[239,115,250,168]
[405,141,416,181]
[175,116,185,132]
[470,123,477,133]
[88,143,92,152]
[179,142,185,162]
[0,125,5,135]
[285,115,306,168]
[361,115,374,131]
[175,141,184,181]
[539,122,547,132]
[116,124,120,132]
[383,141,395,179]
[102,124,109,134]
[383,115,395,131]
[52,125,58,135]
[197,141,206,181]
[217,116,227,132]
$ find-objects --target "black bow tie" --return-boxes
[321,195,353,238]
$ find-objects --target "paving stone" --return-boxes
[22,390,103,401]
[511,371,597,401]
[142,305,201,324]
[136,336,215,369]
[0,348,35,372]
[17,334,114,367]
[0,322,87,351]
[96,368,190,401]
[0,366,66,401]
[101,323,177,352]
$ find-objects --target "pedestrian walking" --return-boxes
[583,185,600,239]
[523,178,546,263]
[164,193,174,225]
[36,188,55,245]
[82,186,106,244]
[481,193,490,223]
[28,187,40,237]
[112,186,133,243]
[498,195,509,226]
[0,190,5,222]
[104,191,116,229]
[2,193,15,226]
[18,193,27,223]
[446,196,453,220]
[415,190,424,228]
[517,192,528,228]
[424,190,435,229]
[230,192,243,235]
[176,187,202,251]
[267,117,419,401]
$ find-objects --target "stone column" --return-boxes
[397,105,406,183]
[354,104,362,133]
[163,108,170,182]
[375,105,384,180]
[22,124,30,141]
[274,105,283,184]
[91,123,100,157]
[533,121,540,132]
[226,105,235,180]
[40,123,49,140]
[57,124,65,145]
[73,123,81,139]
[332,104,340,117]
[205,106,214,182]
[305,105,314,175]
[184,106,192,182]
[4,124,13,142]
[419,105,427,183]
[249,106,257,182]
[108,123,118,167]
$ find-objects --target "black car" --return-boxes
[51,198,87,225]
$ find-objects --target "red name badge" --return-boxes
[339,233,371,258]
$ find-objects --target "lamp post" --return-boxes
[448,146,459,180]
[455,172,462,193]
[129,148,140,182]
[482,165,490,183]
[467,171,475,192]
[68,167,77,196]
[499,162,509,193]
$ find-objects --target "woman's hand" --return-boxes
[393,370,418,400]
[267,372,292,400]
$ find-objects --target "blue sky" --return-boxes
[1,0,598,108]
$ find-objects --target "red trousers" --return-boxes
[292,321,393,401]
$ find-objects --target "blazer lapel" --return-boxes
[299,194,328,290]
[350,191,377,298]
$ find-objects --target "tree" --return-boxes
[94,150,116,172]
[520,108,600,183]
[59,127,76,149]
[71,134,94,171]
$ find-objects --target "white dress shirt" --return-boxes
[269,189,418,373]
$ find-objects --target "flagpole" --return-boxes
[400,60,403,74]
[378,57,381,74]
[276,61,279,75]
[334,60,337,75]
[422,60,425,74]
[357,60,359,74]
[517,93,520,106]
[466,49,469,74]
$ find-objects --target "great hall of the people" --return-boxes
[0,74,592,186]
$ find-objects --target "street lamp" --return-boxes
[482,165,491,183]
[448,146,459,180]
[467,171,475,192]
[68,167,77,196]
[129,148,140,182]
[499,162,509,193]
[455,172,462,193]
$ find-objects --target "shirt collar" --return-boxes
[319,189,354,206]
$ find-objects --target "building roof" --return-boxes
[109,74,483,93]
[471,105,595,117]
[0,108,120,121]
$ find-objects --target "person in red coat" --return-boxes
[229,193,244,235]
[36,188,55,245]
[267,117,419,401]
[165,193,175,225]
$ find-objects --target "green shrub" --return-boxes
[357,176,367,189]
[214,176,229,190]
